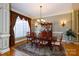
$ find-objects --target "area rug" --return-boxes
[16,43,65,56]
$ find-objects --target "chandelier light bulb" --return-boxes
[37,19,40,22]
[41,19,45,22]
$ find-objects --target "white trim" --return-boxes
[11,8,33,19]
[43,10,72,18]
[0,34,10,38]
[53,32,63,34]
[0,48,10,54]
[11,8,72,19]
[11,8,26,16]
[15,38,27,43]
[74,42,79,45]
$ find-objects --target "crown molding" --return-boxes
[11,8,34,19]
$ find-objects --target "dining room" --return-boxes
[0,3,79,56]
[10,3,78,56]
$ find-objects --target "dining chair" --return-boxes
[26,32,36,45]
[51,33,63,51]
[37,30,48,48]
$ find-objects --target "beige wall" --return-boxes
[31,13,72,33]
[31,13,72,40]
[44,13,72,32]
[31,19,37,32]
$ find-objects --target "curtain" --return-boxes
[14,17,30,38]
[9,11,31,47]
[9,11,17,47]
[25,17,31,32]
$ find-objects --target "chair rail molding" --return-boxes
[0,33,10,38]
[0,4,10,54]
[53,32,63,34]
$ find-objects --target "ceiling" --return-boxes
[11,3,72,19]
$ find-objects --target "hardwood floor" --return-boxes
[63,42,79,56]
[1,40,28,56]
[1,40,79,56]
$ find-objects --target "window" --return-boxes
[14,16,30,38]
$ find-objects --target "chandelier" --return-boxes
[37,6,45,23]
[35,6,46,27]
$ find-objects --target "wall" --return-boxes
[31,19,37,32]
[31,13,72,40]
[45,13,72,40]
[44,13,72,32]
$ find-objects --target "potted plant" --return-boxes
[66,29,76,41]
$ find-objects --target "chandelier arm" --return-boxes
[40,6,42,21]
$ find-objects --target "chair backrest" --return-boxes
[27,32,36,39]
[39,30,48,40]
[47,31,52,37]
[47,31,52,40]
[59,33,63,45]
[30,32,34,36]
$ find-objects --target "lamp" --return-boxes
[60,20,66,27]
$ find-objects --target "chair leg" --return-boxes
[31,42,33,48]
[27,38,28,43]
[59,45,63,51]
[49,45,53,51]
[55,45,62,51]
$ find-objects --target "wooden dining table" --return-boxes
[26,31,57,49]
[34,31,56,48]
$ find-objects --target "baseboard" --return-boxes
[15,38,27,43]
[73,41,79,45]
[0,48,10,54]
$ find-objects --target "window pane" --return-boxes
[14,16,30,38]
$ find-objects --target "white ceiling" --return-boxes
[11,3,72,19]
